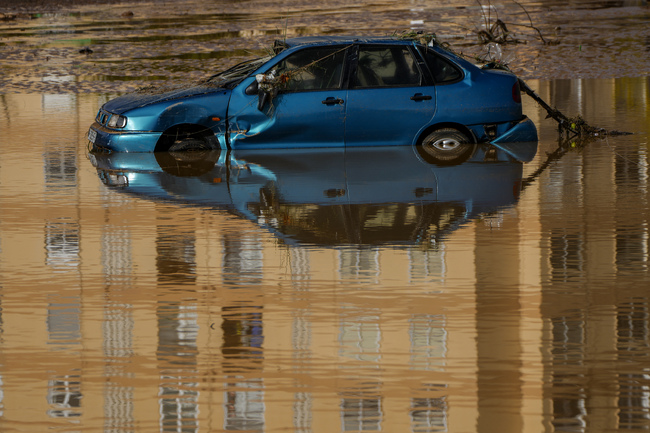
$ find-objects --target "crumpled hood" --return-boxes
[103,84,227,114]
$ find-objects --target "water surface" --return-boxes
[1,0,650,432]
[1,76,649,432]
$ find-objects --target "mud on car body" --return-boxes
[88,35,537,165]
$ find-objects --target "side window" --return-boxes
[424,50,463,84]
[353,46,421,88]
[268,47,346,92]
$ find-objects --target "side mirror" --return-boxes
[248,73,277,111]
[257,91,269,111]
[245,80,259,95]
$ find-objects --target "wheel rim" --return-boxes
[416,128,476,166]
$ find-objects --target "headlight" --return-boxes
[107,114,127,128]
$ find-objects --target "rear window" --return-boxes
[424,50,462,84]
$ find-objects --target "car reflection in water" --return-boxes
[89,141,537,247]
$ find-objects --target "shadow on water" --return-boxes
[89,142,538,247]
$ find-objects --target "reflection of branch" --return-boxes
[520,142,569,190]
[521,134,603,191]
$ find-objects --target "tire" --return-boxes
[417,128,476,165]
[168,137,214,152]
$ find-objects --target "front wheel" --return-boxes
[168,137,216,152]
[155,149,220,177]
[417,128,476,165]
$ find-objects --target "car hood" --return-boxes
[102,84,229,114]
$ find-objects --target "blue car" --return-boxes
[88,35,537,164]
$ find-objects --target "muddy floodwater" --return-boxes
[1,0,650,432]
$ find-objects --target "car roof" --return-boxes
[272,35,410,53]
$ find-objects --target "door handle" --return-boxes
[410,93,432,101]
[322,97,344,105]
[324,188,346,198]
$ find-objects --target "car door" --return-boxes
[226,46,348,149]
[344,45,436,147]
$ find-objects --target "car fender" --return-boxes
[153,100,216,132]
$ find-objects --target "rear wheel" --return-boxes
[417,128,476,165]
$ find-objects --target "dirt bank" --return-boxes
[0,0,157,12]
[1,0,649,93]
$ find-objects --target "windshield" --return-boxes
[206,56,272,88]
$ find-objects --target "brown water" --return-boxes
[1,0,650,432]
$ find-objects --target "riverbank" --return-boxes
[1,0,648,93]
[0,0,158,12]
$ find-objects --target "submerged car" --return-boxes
[88,35,537,164]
